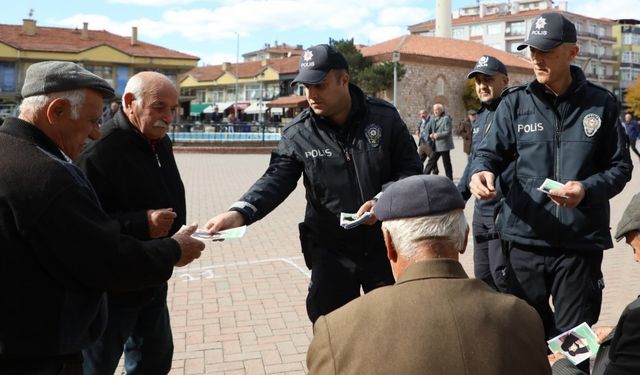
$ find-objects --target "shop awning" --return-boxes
[216,101,251,111]
[189,103,211,116]
[266,95,309,109]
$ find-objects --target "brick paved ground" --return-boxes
[116,138,640,374]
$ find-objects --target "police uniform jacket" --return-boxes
[230,83,422,246]
[471,66,632,250]
[307,259,551,375]
[458,98,514,217]
[77,110,186,306]
[424,113,454,152]
[0,118,180,359]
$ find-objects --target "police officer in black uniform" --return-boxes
[205,44,422,323]
[469,13,632,369]
[458,55,511,292]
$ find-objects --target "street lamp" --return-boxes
[392,51,400,106]
[234,32,239,119]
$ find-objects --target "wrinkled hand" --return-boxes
[548,181,585,208]
[172,223,205,267]
[204,211,245,235]
[548,352,566,366]
[594,326,614,344]
[356,200,378,226]
[147,208,177,239]
[469,171,497,200]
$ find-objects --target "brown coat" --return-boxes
[458,120,473,155]
[307,260,551,375]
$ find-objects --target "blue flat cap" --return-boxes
[374,175,465,221]
[22,61,115,99]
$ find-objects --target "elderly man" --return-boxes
[77,72,184,374]
[205,44,421,323]
[0,61,204,374]
[307,175,551,375]
[458,55,511,291]
[423,103,454,179]
[469,13,632,359]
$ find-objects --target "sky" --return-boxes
[1,0,637,66]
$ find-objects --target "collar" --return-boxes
[529,65,586,101]
[396,259,468,285]
[0,117,68,162]
[111,110,163,147]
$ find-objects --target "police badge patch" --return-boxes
[365,124,382,147]
[582,114,601,137]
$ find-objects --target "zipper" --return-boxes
[155,152,162,168]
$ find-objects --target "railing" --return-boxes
[169,121,284,144]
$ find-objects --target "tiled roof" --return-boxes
[0,23,198,60]
[243,43,303,57]
[409,9,614,33]
[361,34,532,72]
[187,56,300,82]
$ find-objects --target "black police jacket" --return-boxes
[471,66,633,250]
[230,83,422,242]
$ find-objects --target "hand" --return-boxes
[356,200,378,226]
[548,181,585,208]
[204,211,245,235]
[147,208,177,238]
[469,171,497,200]
[593,326,614,344]
[430,133,437,140]
[171,223,205,267]
[548,352,566,366]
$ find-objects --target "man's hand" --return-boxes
[430,133,437,140]
[548,181,585,208]
[356,200,378,226]
[593,326,614,344]
[547,352,566,366]
[469,171,497,200]
[171,223,205,267]
[204,211,245,235]
[147,208,177,238]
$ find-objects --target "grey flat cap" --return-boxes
[374,175,465,221]
[615,193,640,242]
[22,61,115,99]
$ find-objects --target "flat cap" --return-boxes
[291,44,348,86]
[517,12,577,52]
[467,55,508,79]
[615,193,640,242]
[374,175,465,221]
[22,61,115,99]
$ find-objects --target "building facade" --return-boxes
[0,18,198,115]
[409,0,617,92]
[613,19,640,106]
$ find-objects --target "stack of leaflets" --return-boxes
[340,212,372,230]
[547,322,600,365]
[191,226,247,241]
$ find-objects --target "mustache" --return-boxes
[152,120,170,129]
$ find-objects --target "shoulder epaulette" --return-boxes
[365,96,396,110]
[282,109,311,134]
[586,81,617,102]
[501,83,527,98]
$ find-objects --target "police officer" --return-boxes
[205,44,422,323]
[469,12,632,360]
[458,55,511,292]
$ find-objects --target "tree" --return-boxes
[624,76,640,117]
[461,78,481,111]
[329,38,406,96]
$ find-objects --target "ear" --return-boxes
[460,225,470,254]
[45,98,68,125]
[123,92,136,111]
[568,44,579,60]
[383,228,398,263]
[341,72,350,86]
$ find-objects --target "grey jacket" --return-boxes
[423,113,454,152]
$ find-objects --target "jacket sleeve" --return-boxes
[579,105,633,206]
[307,316,336,375]
[25,184,180,292]
[457,152,474,201]
[470,100,517,177]
[384,111,423,190]
[551,358,586,375]
[436,115,452,140]
[231,135,304,224]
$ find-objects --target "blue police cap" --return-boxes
[517,12,577,52]
[374,175,465,221]
[467,55,508,79]
[291,44,348,86]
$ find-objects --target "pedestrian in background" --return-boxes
[623,112,640,161]
[423,103,454,179]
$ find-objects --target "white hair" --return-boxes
[123,71,175,108]
[19,89,86,120]
[381,210,467,259]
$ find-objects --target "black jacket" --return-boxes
[230,84,422,245]
[470,66,633,250]
[77,111,186,305]
[0,118,179,359]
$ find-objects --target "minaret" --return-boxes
[435,0,452,38]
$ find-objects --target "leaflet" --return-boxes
[547,322,599,365]
[191,226,247,241]
[340,212,373,230]
[537,178,569,198]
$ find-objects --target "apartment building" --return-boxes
[613,19,640,104]
[409,0,617,91]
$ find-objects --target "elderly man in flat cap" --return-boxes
[0,61,204,374]
[307,175,551,375]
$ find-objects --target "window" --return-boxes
[205,89,223,103]
[622,51,633,63]
[0,62,16,92]
[589,24,596,34]
[507,21,525,35]
[623,33,633,45]
[435,76,445,96]
[508,41,522,53]
[470,25,483,36]
[575,23,582,33]
[452,27,465,39]
[245,83,261,100]
[597,27,605,37]
[487,23,502,35]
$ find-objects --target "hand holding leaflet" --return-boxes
[340,212,373,230]
[190,225,247,241]
[537,178,569,199]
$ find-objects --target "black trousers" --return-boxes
[424,150,452,179]
[0,353,83,375]
[472,211,508,292]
